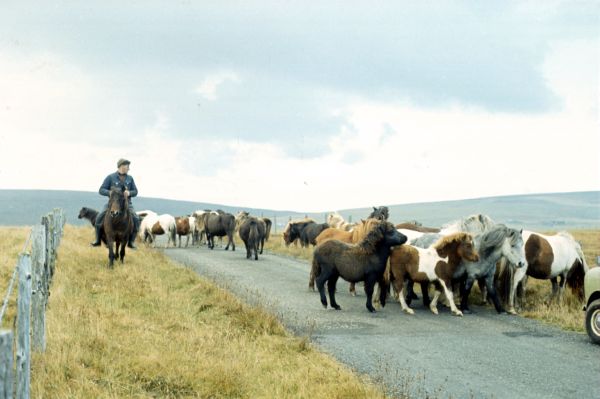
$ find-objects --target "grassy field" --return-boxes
[264,230,600,333]
[0,226,387,399]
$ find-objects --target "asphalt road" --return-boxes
[163,244,600,399]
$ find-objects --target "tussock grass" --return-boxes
[265,230,600,333]
[0,226,386,398]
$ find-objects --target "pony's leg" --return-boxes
[508,266,527,314]
[439,279,463,316]
[550,277,559,303]
[364,275,378,313]
[405,280,415,306]
[557,274,567,304]
[429,289,441,315]
[459,277,475,313]
[478,278,488,305]
[244,240,251,259]
[349,282,356,296]
[107,240,115,269]
[484,274,505,314]
[118,241,126,263]
[420,282,431,307]
[327,273,341,310]
[316,270,329,308]
[395,279,414,314]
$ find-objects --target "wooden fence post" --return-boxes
[16,255,32,399]
[42,213,55,285]
[31,224,47,352]
[0,330,14,399]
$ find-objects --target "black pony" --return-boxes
[238,216,266,260]
[312,220,407,313]
[104,187,134,268]
[79,207,107,245]
[368,206,389,221]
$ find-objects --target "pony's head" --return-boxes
[434,232,479,262]
[108,186,127,217]
[78,207,91,219]
[327,212,344,228]
[500,228,526,268]
[369,206,389,221]
[358,220,406,253]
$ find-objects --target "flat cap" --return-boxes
[117,158,131,167]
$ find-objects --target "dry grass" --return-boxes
[265,230,600,333]
[0,226,387,398]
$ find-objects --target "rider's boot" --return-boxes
[90,223,102,247]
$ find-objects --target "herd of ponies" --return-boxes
[78,205,590,316]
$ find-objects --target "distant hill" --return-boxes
[0,189,598,231]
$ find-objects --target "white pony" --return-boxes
[439,214,496,236]
[326,212,356,231]
[505,230,588,314]
[139,212,177,248]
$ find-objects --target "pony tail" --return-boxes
[566,240,588,301]
[383,258,392,285]
[249,220,259,243]
[311,256,321,281]
[566,259,586,300]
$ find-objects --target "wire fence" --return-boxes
[0,209,65,399]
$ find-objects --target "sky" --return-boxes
[0,1,598,212]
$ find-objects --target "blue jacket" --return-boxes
[99,172,138,204]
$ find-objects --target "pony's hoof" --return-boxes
[430,307,439,315]
[461,308,473,314]
[403,308,415,315]
[333,305,341,310]
[453,311,464,317]
[507,308,517,315]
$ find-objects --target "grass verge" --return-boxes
[1,226,387,398]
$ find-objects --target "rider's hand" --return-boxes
[124,190,130,198]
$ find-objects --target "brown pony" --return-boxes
[104,187,134,268]
[395,222,441,233]
[310,218,381,293]
[311,220,407,313]
[175,216,193,248]
[384,232,479,316]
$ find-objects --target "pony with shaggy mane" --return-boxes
[385,232,479,316]
[310,218,381,291]
[326,212,356,231]
[312,220,407,313]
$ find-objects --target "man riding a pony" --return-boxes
[90,158,141,249]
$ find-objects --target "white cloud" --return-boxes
[0,29,597,213]
[195,71,241,101]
